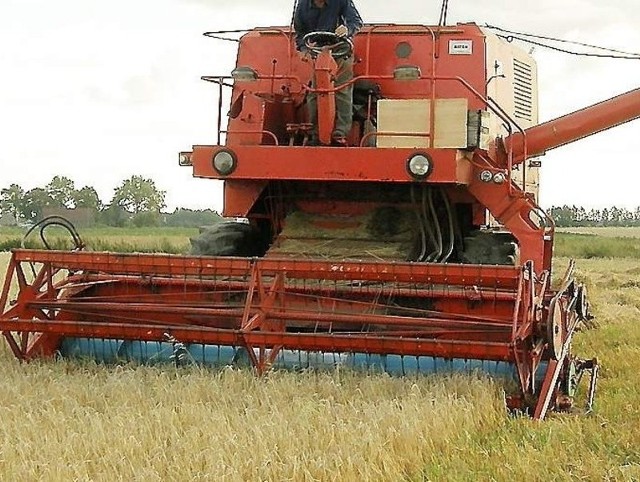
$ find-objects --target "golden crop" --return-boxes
[0,230,638,481]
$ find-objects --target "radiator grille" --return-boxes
[513,58,533,122]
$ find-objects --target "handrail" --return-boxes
[204,72,523,156]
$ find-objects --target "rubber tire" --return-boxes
[460,230,518,265]
[189,222,268,257]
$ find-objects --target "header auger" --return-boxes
[2,22,639,419]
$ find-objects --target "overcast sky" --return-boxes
[1,0,639,211]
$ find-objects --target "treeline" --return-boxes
[547,205,640,227]
[5,177,636,229]
[0,176,220,228]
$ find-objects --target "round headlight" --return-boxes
[407,153,432,179]
[212,150,237,176]
[493,172,506,184]
[178,152,192,166]
[480,170,493,183]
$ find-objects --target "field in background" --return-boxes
[0,232,639,480]
[3,225,640,258]
[0,226,196,253]
[558,226,640,238]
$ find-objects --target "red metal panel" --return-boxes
[194,145,472,183]
[231,24,487,108]
[353,25,487,106]
[223,180,268,217]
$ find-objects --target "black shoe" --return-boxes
[331,136,348,147]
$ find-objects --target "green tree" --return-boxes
[164,208,222,227]
[23,188,55,220]
[111,175,166,215]
[0,183,26,222]
[575,206,587,226]
[548,205,574,227]
[587,208,601,225]
[73,186,102,211]
[46,176,75,208]
[99,203,128,227]
[132,211,161,227]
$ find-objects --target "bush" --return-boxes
[132,211,160,228]
[163,208,222,228]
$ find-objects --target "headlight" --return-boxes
[480,170,493,182]
[393,65,421,81]
[406,153,432,179]
[231,66,258,81]
[178,151,192,166]
[212,150,237,176]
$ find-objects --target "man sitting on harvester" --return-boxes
[293,0,363,146]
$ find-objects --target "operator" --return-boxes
[293,0,363,146]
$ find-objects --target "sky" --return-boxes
[0,0,639,212]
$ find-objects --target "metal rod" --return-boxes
[0,319,514,361]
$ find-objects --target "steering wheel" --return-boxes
[302,31,354,59]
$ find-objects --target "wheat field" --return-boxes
[0,249,639,481]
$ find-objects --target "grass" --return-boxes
[3,225,640,258]
[0,232,639,480]
[557,226,640,238]
[0,226,196,254]
[554,233,640,259]
[0,362,506,481]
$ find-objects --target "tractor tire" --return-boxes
[460,230,518,265]
[189,221,268,257]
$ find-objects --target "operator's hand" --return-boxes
[335,25,348,37]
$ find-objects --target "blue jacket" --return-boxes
[293,0,363,51]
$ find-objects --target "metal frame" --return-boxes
[0,248,591,418]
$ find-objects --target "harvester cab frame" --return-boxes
[1,20,639,420]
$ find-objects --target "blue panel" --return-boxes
[59,339,547,383]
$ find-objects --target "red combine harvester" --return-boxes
[2,22,639,419]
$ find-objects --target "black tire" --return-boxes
[189,221,269,257]
[460,230,518,265]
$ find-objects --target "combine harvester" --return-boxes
[2,19,639,419]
